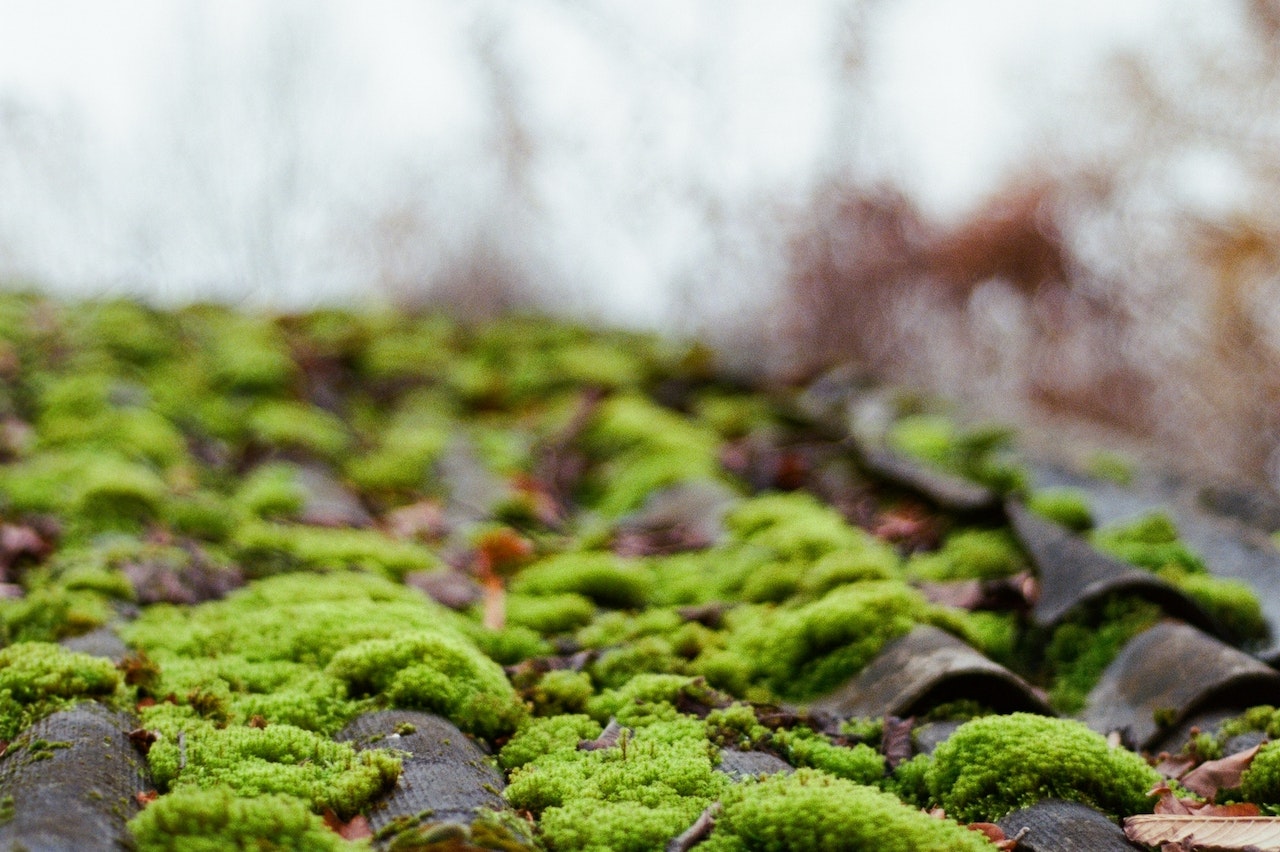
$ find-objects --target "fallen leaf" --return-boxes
[1125,814,1280,851]
[1180,744,1262,800]
[1149,782,1194,815]
[1154,752,1198,780]
[135,791,158,807]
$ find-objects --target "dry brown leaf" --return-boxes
[1180,744,1262,800]
[1151,782,1196,815]
[1154,753,1198,780]
[1191,802,1262,817]
[1125,814,1280,851]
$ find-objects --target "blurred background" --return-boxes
[2,0,1279,490]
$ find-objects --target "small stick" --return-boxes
[666,803,722,852]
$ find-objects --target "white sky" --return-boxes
[0,0,1209,320]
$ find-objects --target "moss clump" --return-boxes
[326,631,526,739]
[1041,597,1162,713]
[499,714,603,771]
[231,522,438,579]
[1026,487,1093,532]
[726,492,897,565]
[905,529,1024,582]
[701,582,961,701]
[1241,741,1280,807]
[145,722,399,818]
[511,553,653,610]
[770,728,884,785]
[1090,513,1267,643]
[885,414,1027,493]
[248,401,350,460]
[505,592,597,636]
[1092,512,1205,574]
[234,463,305,520]
[0,642,121,739]
[128,786,353,852]
[701,769,996,852]
[505,716,727,851]
[922,714,1160,821]
[525,670,595,717]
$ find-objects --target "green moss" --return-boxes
[512,553,653,610]
[145,722,399,817]
[703,582,962,701]
[905,529,1024,582]
[505,716,726,851]
[1026,488,1094,532]
[1092,512,1205,574]
[248,401,350,460]
[1174,572,1268,643]
[1085,451,1134,486]
[525,670,595,718]
[0,642,121,739]
[128,786,355,852]
[886,414,1027,493]
[585,674,727,728]
[702,769,995,852]
[234,463,306,520]
[1042,597,1162,714]
[326,632,526,739]
[923,714,1160,821]
[705,704,770,752]
[231,522,438,579]
[0,586,115,643]
[505,593,597,636]
[590,637,687,689]
[771,728,884,785]
[726,493,893,563]
[499,714,603,771]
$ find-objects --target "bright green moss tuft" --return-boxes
[325,631,526,739]
[905,529,1024,582]
[145,722,399,817]
[703,582,961,701]
[505,592,597,635]
[1092,512,1205,574]
[505,716,726,850]
[701,769,996,852]
[924,713,1160,821]
[771,728,885,785]
[526,670,595,717]
[1241,741,1280,806]
[248,401,350,460]
[231,521,437,579]
[512,553,653,610]
[499,714,602,771]
[234,464,306,520]
[128,786,354,852]
[886,414,1027,494]
[0,642,121,739]
[1042,597,1162,713]
[1026,487,1094,532]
